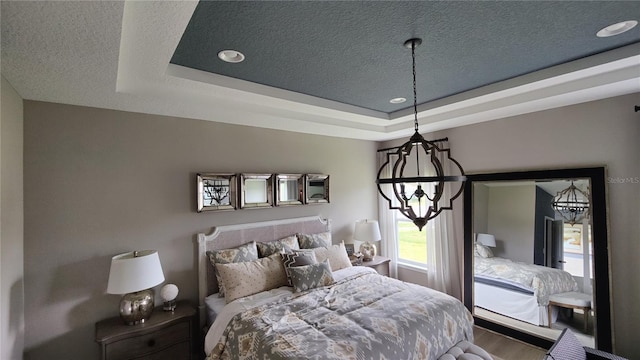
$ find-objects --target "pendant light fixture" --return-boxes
[552,180,590,226]
[376,38,466,231]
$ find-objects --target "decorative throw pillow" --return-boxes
[257,235,300,257]
[281,251,318,285]
[207,241,259,297]
[215,254,289,304]
[297,232,331,249]
[475,243,494,258]
[309,242,353,271]
[288,260,335,293]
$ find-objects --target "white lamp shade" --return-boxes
[107,250,165,294]
[353,220,382,242]
[476,233,496,247]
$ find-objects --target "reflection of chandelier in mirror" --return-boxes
[552,180,590,226]
[376,38,466,231]
[204,180,229,205]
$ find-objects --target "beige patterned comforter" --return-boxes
[207,271,474,360]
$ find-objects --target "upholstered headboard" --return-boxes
[196,216,330,327]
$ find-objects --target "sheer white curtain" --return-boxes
[425,148,463,299]
[377,152,399,278]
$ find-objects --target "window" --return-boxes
[394,183,433,268]
[562,224,593,278]
[396,217,430,267]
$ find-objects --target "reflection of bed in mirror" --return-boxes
[473,254,578,326]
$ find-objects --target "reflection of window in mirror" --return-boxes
[279,179,299,201]
[240,174,273,209]
[245,179,267,203]
[275,174,303,206]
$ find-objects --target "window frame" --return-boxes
[394,216,432,269]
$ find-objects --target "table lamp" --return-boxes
[107,250,165,325]
[476,233,496,247]
[354,219,381,261]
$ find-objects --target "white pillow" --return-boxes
[215,253,288,303]
[309,242,352,271]
[475,243,494,258]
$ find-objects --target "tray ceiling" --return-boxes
[2,1,639,141]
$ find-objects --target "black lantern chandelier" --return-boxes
[552,180,590,226]
[376,38,466,231]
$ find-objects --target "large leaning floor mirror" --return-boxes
[463,167,612,352]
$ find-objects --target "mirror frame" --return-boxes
[197,173,237,212]
[305,174,330,204]
[463,167,612,351]
[275,174,304,206]
[239,173,274,209]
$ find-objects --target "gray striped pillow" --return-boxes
[281,251,317,286]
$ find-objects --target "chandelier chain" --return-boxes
[412,41,418,133]
[410,40,421,179]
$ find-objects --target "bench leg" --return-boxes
[583,307,590,333]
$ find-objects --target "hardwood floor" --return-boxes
[474,326,547,360]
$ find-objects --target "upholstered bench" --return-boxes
[548,291,592,333]
[438,340,493,360]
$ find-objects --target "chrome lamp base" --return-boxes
[119,289,155,325]
[359,241,377,262]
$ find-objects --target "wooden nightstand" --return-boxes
[95,300,197,360]
[360,256,391,276]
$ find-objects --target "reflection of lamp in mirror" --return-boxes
[476,233,496,247]
[107,250,165,325]
[552,180,590,226]
[354,220,381,261]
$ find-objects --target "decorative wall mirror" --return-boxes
[239,173,274,209]
[305,174,330,204]
[197,173,237,212]
[275,174,304,206]
[463,167,612,351]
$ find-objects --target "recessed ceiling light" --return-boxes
[217,50,245,63]
[596,20,638,37]
[389,97,406,104]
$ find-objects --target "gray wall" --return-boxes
[22,101,378,359]
[1,75,25,360]
[383,93,640,358]
[487,184,536,263]
[472,183,489,235]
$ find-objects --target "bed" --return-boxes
[473,255,578,326]
[197,216,481,360]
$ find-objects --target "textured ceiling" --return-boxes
[171,1,640,114]
[1,1,639,141]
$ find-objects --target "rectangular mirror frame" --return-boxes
[275,173,304,206]
[305,174,330,204]
[197,173,237,212]
[239,173,274,209]
[463,167,612,352]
